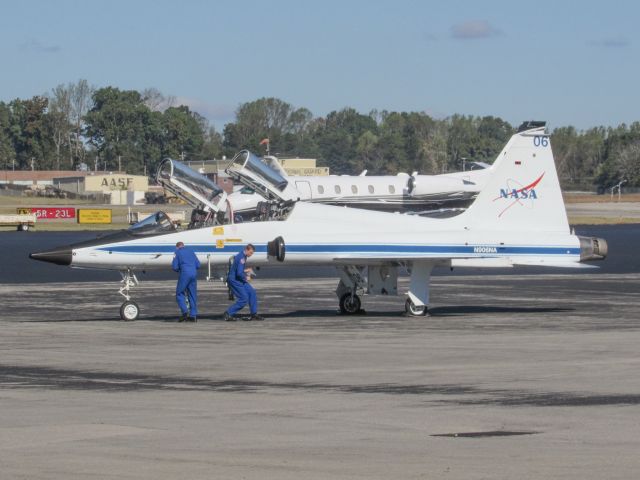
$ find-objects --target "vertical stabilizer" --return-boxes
[455,123,569,233]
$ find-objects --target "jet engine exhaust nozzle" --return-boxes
[578,236,608,262]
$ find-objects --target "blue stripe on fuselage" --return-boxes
[95,244,580,256]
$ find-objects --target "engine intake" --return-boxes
[267,236,286,262]
[578,236,608,262]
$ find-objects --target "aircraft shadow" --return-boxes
[429,306,574,317]
[21,306,574,323]
[275,309,405,319]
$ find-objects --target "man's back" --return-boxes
[173,247,200,273]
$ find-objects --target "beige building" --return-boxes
[279,158,329,176]
[54,173,149,205]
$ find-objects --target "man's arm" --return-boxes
[172,252,180,272]
[234,255,246,283]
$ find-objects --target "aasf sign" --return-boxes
[101,177,134,189]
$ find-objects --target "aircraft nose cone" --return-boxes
[29,248,72,266]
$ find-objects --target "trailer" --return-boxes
[0,214,37,231]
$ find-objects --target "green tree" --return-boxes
[84,87,159,174]
[8,96,55,170]
[313,108,378,174]
[0,102,17,169]
[161,106,205,160]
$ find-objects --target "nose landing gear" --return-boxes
[118,269,140,321]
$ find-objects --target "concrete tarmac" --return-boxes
[1,273,640,479]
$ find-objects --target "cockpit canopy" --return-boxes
[128,211,175,235]
[226,150,291,202]
[156,158,224,211]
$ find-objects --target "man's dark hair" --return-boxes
[176,241,184,248]
[246,243,255,252]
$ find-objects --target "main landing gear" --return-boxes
[339,292,362,314]
[118,269,140,321]
[336,266,366,315]
[405,298,428,316]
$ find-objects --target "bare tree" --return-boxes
[48,83,73,169]
[615,142,640,185]
[70,79,94,166]
[142,87,176,112]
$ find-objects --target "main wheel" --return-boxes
[120,301,140,321]
[339,293,361,315]
[405,298,428,316]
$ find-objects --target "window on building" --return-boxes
[318,185,324,194]
[368,185,374,194]
[351,185,358,194]
[335,185,341,194]
[389,185,396,194]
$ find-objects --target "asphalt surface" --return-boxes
[1,223,639,478]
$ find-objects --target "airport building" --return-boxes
[53,173,149,205]
[279,158,329,176]
[0,170,149,205]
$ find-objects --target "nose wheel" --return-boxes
[118,269,140,320]
[120,300,140,321]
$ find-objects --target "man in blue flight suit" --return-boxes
[223,244,264,321]
[172,241,200,322]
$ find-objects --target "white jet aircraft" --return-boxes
[30,122,607,320]
[227,156,491,219]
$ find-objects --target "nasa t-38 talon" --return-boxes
[30,121,608,320]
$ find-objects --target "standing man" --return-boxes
[172,241,200,322]
[224,244,264,321]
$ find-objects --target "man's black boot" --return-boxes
[251,314,265,321]
[223,312,236,322]
[178,312,188,322]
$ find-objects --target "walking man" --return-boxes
[224,244,264,321]
[172,241,200,322]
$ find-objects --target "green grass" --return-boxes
[0,195,98,206]
[568,216,640,225]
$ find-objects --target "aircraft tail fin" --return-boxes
[454,122,569,233]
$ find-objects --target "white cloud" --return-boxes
[450,20,501,40]
[19,39,61,53]
[590,37,630,48]
[174,96,236,124]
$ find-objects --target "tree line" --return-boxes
[1,80,638,190]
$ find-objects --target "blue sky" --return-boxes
[1,0,638,131]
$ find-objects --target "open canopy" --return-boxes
[156,158,224,212]
[226,150,290,202]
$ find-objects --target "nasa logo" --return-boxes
[474,246,497,254]
[499,188,538,200]
[493,172,545,218]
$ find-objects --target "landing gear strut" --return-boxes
[118,269,140,321]
[336,266,366,315]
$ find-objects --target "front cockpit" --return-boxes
[127,211,176,235]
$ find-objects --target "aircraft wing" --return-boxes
[332,256,598,269]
